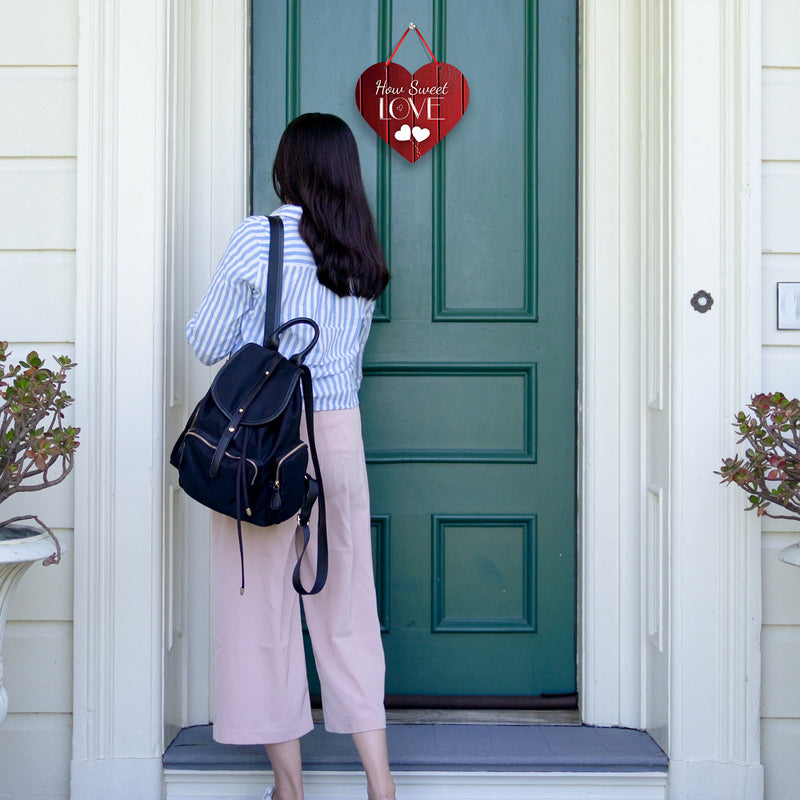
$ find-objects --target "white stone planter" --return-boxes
[778,543,800,567]
[0,526,62,726]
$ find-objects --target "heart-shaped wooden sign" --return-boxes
[356,61,469,163]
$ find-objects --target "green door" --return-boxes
[252,0,576,705]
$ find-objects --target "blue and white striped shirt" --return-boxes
[187,204,375,411]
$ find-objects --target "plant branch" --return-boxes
[719,392,800,524]
[0,345,80,517]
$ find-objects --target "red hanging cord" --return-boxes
[385,23,439,66]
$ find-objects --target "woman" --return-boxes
[186,113,394,800]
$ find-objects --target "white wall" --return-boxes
[0,1,78,798]
[760,2,800,799]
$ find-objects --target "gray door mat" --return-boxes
[163,724,668,773]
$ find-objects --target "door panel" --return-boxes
[252,0,576,704]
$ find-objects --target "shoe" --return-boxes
[261,787,275,800]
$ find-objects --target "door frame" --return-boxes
[579,0,762,794]
[71,1,763,798]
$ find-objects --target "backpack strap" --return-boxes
[262,214,328,595]
[264,215,284,341]
[291,365,329,595]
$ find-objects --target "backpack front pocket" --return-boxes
[258,441,308,524]
[177,430,259,519]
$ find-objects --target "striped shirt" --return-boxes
[187,204,375,411]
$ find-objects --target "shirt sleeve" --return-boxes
[353,301,376,388]
[186,217,265,365]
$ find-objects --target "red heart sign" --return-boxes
[356,61,469,163]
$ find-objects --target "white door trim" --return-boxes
[580,0,763,796]
[666,1,763,795]
[72,0,170,796]
[72,0,250,795]
[579,0,648,729]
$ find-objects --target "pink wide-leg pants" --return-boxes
[211,406,386,744]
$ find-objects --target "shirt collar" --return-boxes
[275,203,302,220]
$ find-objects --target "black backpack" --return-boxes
[169,216,327,595]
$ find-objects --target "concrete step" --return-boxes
[164,723,668,800]
[165,769,668,799]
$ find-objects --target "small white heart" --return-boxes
[412,126,430,142]
[394,124,412,142]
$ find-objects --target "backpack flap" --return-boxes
[206,344,300,477]
[211,345,295,422]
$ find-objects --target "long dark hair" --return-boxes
[272,113,389,300]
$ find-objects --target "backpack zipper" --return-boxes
[271,442,306,493]
[185,430,259,484]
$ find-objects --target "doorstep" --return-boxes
[163,722,668,800]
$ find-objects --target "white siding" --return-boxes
[0,2,78,798]
[0,254,76,342]
[0,161,76,248]
[0,715,73,800]
[0,68,77,155]
[761,2,800,799]
[763,0,800,67]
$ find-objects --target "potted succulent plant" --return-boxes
[718,391,800,566]
[0,341,80,724]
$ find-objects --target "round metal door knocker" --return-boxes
[691,290,714,313]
